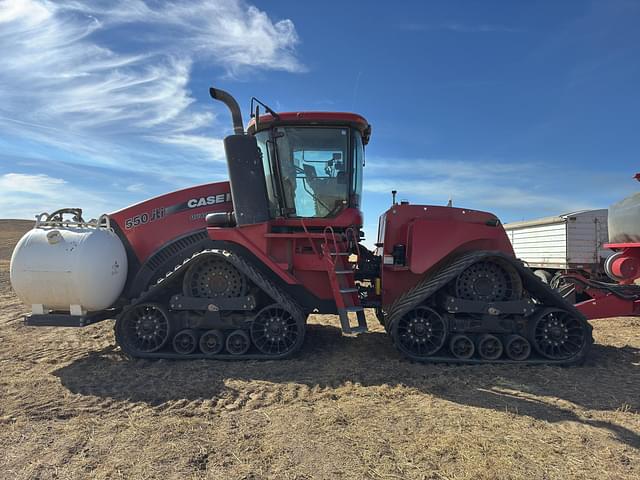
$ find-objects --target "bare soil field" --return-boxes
[0,219,639,479]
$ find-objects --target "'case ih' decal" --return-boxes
[187,193,231,208]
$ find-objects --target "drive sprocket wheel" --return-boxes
[454,258,522,302]
[250,304,303,356]
[115,303,171,355]
[392,306,447,359]
[183,255,247,298]
[530,308,589,360]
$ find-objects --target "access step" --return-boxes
[338,306,368,335]
[343,326,368,335]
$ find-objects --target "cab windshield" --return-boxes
[256,126,364,218]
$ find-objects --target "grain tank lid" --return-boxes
[504,209,607,230]
[608,191,640,244]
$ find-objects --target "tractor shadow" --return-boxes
[54,322,640,448]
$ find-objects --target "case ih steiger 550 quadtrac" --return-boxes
[10,88,640,364]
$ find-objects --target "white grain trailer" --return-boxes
[504,209,611,283]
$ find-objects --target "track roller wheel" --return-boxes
[505,334,531,361]
[115,303,171,356]
[173,329,198,355]
[477,334,503,360]
[250,304,303,356]
[449,334,475,359]
[199,329,225,356]
[392,306,447,359]
[226,329,250,355]
[530,308,589,361]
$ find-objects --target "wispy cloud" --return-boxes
[58,0,304,75]
[0,173,111,220]
[0,0,303,213]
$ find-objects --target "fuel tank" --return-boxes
[10,216,127,314]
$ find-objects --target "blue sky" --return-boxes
[1,0,639,242]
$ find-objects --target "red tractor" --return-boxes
[12,88,597,364]
[556,174,640,319]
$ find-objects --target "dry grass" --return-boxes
[0,219,639,479]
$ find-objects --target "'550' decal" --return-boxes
[124,207,166,229]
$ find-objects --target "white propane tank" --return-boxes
[10,213,128,315]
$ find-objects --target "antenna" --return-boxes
[250,97,280,120]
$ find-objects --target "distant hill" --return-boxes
[0,219,34,262]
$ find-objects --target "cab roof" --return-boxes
[247,112,371,145]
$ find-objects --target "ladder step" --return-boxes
[342,325,368,335]
[335,269,354,275]
[338,307,368,334]
[344,306,364,312]
[339,288,358,293]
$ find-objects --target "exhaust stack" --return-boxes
[210,88,244,135]
[209,86,270,226]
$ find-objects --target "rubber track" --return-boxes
[116,249,306,360]
[386,250,594,366]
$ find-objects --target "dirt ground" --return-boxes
[0,219,638,479]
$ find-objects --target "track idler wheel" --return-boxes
[250,304,303,356]
[115,303,171,356]
[477,334,503,360]
[392,306,447,359]
[530,308,589,361]
[199,329,225,356]
[505,334,531,361]
[226,329,251,355]
[173,329,198,355]
[449,334,475,359]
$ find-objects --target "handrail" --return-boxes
[345,227,361,258]
[35,211,112,231]
[323,226,339,266]
[300,217,320,257]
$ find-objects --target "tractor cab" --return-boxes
[210,88,370,228]
[248,112,370,220]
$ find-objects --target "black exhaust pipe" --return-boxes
[210,87,244,135]
[208,86,270,225]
